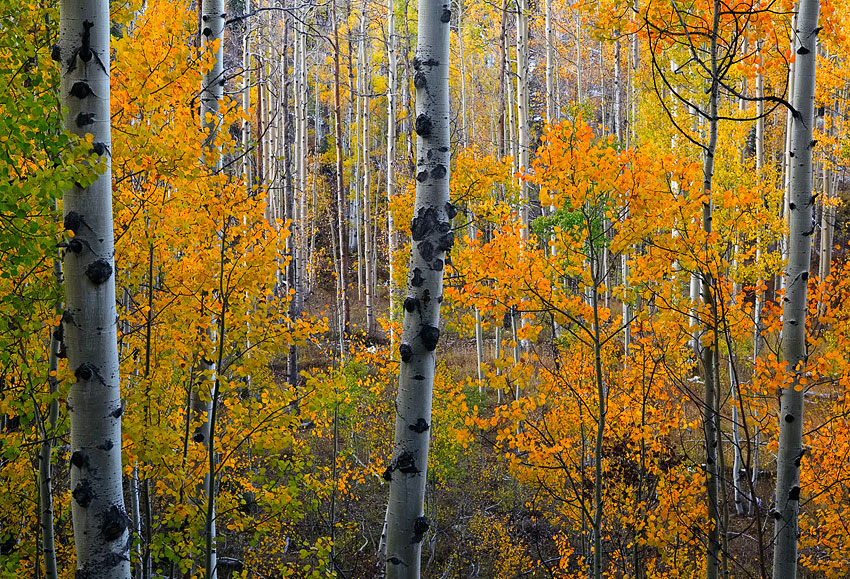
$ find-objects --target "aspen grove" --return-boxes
[4,0,850,577]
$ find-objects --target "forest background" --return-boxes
[1,0,850,577]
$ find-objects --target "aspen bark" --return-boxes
[242,0,252,188]
[387,0,399,344]
[516,0,529,234]
[701,4,721,576]
[59,0,130,576]
[544,0,555,122]
[779,14,798,296]
[197,1,224,575]
[773,1,820,577]
[818,93,834,285]
[39,247,63,579]
[614,37,622,141]
[331,0,350,340]
[753,41,765,367]
[361,6,376,337]
[384,0,451,571]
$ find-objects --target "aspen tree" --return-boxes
[773,1,820,576]
[331,0,350,342]
[39,237,63,579]
[197,0,225,575]
[817,80,835,286]
[242,0,252,188]
[387,0,399,344]
[360,5,377,338]
[544,0,555,122]
[516,0,529,234]
[750,43,764,518]
[779,14,797,295]
[701,5,721,577]
[58,0,131,576]
[384,0,451,571]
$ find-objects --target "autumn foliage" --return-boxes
[2,0,850,577]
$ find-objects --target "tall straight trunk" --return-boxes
[59,0,130,576]
[354,23,364,300]
[575,10,582,102]
[497,0,507,158]
[773,2,820,577]
[779,14,798,296]
[627,0,638,148]
[296,6,308,313]
[818,88,834,285]
[516,0,529,234]
[731,67,749,519]
[753,41,765,365]
[457,0,469,145]
[39,243,63,579]
[503,0,517,170]
[544,0,555,122]
[600,42,606,134]
[402,0,414,170]
[387,0,399,344]
[384,0,451,572]
[614,38,621,141]
[750,52,764,519]
[242,0,252,188]
[331,0,350,339]
[197,1,225,576]
[589,238,607,579]
[701,3,721,577]
[361,7,376,338]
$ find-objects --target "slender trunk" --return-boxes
[544,0,555,122]
[355,22,364,300]
[779,14,798,296]
[59,0,130,575]
[590,252,606,579]
[39,241,63,579]
[198,1,224,575]
[458,0,469,145]
[497,0,507,158]
[387,0,399,344]
[818,91,834,285]
[773,2,820,577]
[475,308,484,391]
[575,9,582,102]
[516,0,529,234]
[361,7,376,338]
[384,0,451,571]
[614,38,622,141]
[331,0,350,340]
[242,0,253,188]
[702,4,721,577]
[503,0,517,169]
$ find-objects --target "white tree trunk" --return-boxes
[818,93,834,285]
[59,0,130,576]
[387,0,399,344]
[516,0,529,234]
[361,7,376,337]
[544,0,555,123]
[242,0,252,188]
[384,0,451,572]
[331,0,350,340]
[198,0,224,575]
[779,14,798,296]
[39,252,63,579]
[773,1,820,577]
